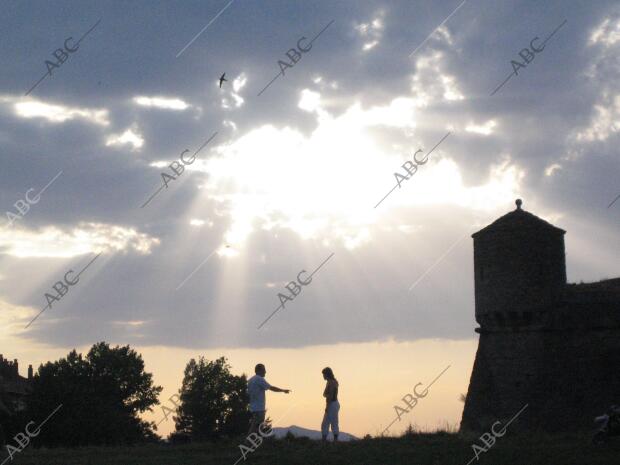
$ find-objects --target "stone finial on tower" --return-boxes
[28,364,33,380]
[516,198,522,210]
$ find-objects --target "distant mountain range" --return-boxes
[272,425,357,441]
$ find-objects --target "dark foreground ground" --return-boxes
[9,432,620,465]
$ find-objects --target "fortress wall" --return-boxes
[540,327,620,431]
[461,330,546,431]
[462,325,620,432]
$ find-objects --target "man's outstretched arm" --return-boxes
[269,385,291,393]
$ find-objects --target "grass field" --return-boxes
[8,432,620,465]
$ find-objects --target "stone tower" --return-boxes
[461,200,620,432]
[472,198,567,330]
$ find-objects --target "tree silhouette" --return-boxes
[27,342,162,446]
[172,357,250,441]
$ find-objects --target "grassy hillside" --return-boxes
[9,432,620,465]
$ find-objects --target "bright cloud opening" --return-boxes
[192,92,521,250]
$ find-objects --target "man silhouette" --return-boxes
[247,363,290,435]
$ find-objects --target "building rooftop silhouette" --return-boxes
[0,354,33,414]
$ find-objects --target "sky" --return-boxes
[1,0,619,438]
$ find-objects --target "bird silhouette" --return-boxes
[219,73,227,88]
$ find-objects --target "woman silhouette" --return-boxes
[321,367,340,441]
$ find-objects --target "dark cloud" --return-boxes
[1,0,619,349]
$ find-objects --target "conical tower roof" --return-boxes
[472,199,565,239]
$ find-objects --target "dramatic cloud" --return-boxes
[465,120,497,136]
[589,15,620,47]
[410,51,464,106]
[0,223,160,258]
[1,95,109,125]
[573,13,620,143]
[220,73,247,109]
[105,126,145,151]
[1,0,618,351]
[133,96,190,110]
[355,11,384,52]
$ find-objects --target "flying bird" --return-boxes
[219,73,227,88]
